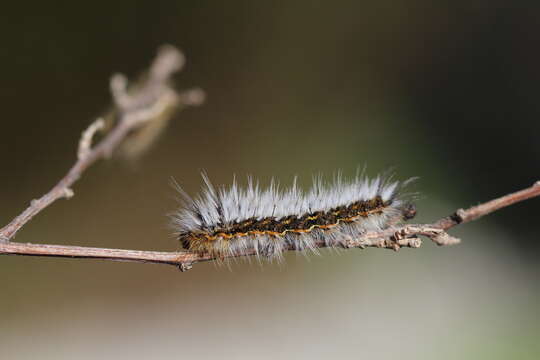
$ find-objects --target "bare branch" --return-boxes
[433,181,540,231]
[0,232,423,271]
[0,45,202,241]
[0,181,538,270]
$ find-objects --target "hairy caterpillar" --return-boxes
[172,172,416,261]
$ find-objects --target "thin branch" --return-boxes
[433,181,540,230]
[0,181,538,271]
[0,236,423,270]
[0,45,203,242]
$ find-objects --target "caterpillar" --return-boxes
[172,172,416,261]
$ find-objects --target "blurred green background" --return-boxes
[1,1,539,359]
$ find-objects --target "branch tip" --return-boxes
[152,45,185,80]
[78,118,105,160]
[432,232,461,246]
[179,88,206,106]
[110,73,128,93]
[63,188,74,199]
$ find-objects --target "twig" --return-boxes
[0,181,539,271]
[0,236,423,268]
[1,47,539,271]
[433,181,540,230]
[0,45,203,242]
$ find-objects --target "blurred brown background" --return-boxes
[1,1,539,359]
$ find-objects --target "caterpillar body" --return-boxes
[173,172,416,261]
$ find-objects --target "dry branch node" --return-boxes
[453,209,467,223]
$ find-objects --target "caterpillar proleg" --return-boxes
[172,172,416,261]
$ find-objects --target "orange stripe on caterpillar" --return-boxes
[185,205,390,243]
